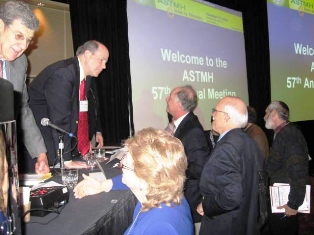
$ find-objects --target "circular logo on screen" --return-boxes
[272,0,285,6]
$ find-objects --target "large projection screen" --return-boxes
[128,0,248,131]
[267,0,314,122]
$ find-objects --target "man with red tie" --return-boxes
[28,40,109,167]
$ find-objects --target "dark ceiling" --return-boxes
[51,0,68,4]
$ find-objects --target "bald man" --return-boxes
[198,96,261,235]
[29,40,109,167]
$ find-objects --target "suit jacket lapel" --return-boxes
[174,112,193,137]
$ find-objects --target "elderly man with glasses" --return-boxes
[0,1,49,174]
[197,96,262,235]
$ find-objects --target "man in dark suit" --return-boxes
[197,96,261,235]
[166,85,210,234]
[28,40,108,167]
[0,1,49,174]
[87,78,103,146]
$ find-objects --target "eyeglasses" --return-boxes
[118,153,134,171]
[7,25,33,46]
[212,108,227,115]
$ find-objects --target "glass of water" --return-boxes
[86,153,97,170]
[61,168,79,189]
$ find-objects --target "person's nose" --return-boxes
[263,114,267,121]
[20,40,29,50]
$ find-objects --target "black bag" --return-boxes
[253,150,269,230]
[256,169,269,230]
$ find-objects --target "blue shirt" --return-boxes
[111,175,193,235]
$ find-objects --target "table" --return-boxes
[23,159,137,235]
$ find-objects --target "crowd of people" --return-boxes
[0,1,310,235]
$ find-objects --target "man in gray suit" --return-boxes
[0,1,49,173]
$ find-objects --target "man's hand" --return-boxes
[73,174,113,199]
[95,133,104,147]
[196,202,204,216]
[35,153,50,174]
[277,204,298,216]
[64,160,88,169]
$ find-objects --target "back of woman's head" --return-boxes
[126,128,187,211]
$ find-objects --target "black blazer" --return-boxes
[87,78,102,141]
[199,128,261,235]
[174,112,210,223]
[29,57,99,163]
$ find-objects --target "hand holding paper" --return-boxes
[270,183,311,214]
[276,204,298,216]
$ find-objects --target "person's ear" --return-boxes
[176,101,183,110]
[84,50,92,59]
[270,109,277,118]
[224,113,230,122]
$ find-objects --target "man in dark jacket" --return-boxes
[198,96,261,235]
[264,100,309,235]
[166,85,210,234]
[29,40,108,166]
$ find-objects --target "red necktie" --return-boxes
[77,79,90,156]
[0,60,3,78]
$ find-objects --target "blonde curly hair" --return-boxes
[126,128,187,212]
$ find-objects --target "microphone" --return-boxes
[41,118,74,137]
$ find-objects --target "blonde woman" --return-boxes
[74,128,193,235]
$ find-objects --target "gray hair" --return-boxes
[222,97,248,128]
[0,1,39,30]
[175,85,198,112]
[267,100,289,121]
[76,40,100,56]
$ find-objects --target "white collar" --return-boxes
[77,57,85,83]
[174,112,189,130]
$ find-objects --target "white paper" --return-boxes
[270,184,311,213]
[106,147,127,164]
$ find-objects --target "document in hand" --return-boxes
[269,183,311,213]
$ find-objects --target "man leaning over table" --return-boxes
[28,40,108,168]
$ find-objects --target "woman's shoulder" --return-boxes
[139,199,193,233]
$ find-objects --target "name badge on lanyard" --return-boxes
[80,100,88,112]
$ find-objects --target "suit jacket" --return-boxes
[174,112,210,223]
[5,54,46,159]
[199,128,261,235]
[87,78,102,141]
[28,57,100,164]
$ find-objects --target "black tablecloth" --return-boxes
[23,159,137,235]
